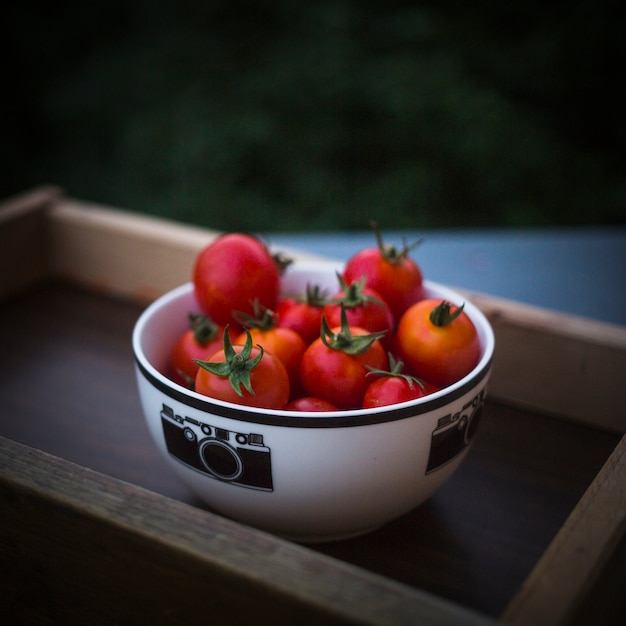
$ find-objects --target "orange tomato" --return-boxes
[396,299,480,387]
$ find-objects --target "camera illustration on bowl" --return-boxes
[426,387,485,474]
[160,404,273,491]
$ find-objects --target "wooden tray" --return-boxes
[2,188,625,625]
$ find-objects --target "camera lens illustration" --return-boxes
[159,404,273,491]
[200,439,243,480]
[426,389,485,474]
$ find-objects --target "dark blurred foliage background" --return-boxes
[3,1,625,231]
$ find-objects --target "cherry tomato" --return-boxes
[361,355,440,408]
[285,397,340,412]
[362,377,428,408]
[195,329,289,409]
[300,310,388,409]
[193,233,282,327]
[275,284,328,345]
[396,299,480,387]
[170,312,226,388]
[323,275,394,343]
[234,325,306,400]
[343,222,423,320]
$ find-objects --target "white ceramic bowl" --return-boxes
[132,261,495,543]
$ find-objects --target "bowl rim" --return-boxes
[132,265,494,428]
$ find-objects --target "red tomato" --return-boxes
[396,299,480,387]
[195,330,290,409]
[323,276,394,342]
[300,313,388,409]
[275,284,328,345]
[361,354,440,408]
[362,377,428,408]
[193,233,282,327]
[170,313,226,388]
[234,326,306,400]
[343,223,423,320]
[362,374,440,409]
[285,397,340,412]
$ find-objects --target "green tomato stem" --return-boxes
[320,305,386,355]
[195,327,264,397]
[429,300,465,327]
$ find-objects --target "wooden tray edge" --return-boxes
[501,433,626,626]
[0,186,63,300]
[0,435,498,626]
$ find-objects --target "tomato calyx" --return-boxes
[306,283,330,307]
[272,251,294,274]
[370,220,422,265]
[187,312,220,344]
[320,305,387,356]
[300,283,330,307]
[330,273,385,309]
[365,353,426,391]
[233,299,278,331]
[281,283,329,307]
[429,300,465,327]
[195,327,264,397]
